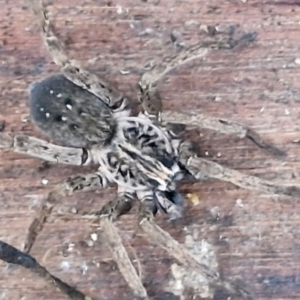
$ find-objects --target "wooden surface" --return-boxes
[1,1,300,299]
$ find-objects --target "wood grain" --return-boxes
[1,1,300,299]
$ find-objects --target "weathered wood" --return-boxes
[1,1,300,299]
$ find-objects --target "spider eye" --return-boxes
[64,98,73,110]
[111,98,125,111]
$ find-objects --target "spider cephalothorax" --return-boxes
[1,1,300,300]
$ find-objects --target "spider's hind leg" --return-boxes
[0,132,92,165]
[28,0,125,108]
[24,172,110,253]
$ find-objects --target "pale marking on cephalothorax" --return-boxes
[91,145,179,192]
[90,113,182,192]
[117,115,174,154]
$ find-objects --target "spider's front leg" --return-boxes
[138,31,285,156]
[137,196,253,299]
[0,240,93,300]
[83,191,149,299]
[138,32,256,120]
[163,110,286,157]
[179,141,300,197]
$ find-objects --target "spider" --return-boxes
[1,0,300,299]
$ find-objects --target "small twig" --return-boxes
[0,240,92,300]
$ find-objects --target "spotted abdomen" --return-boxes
[29,74,116,148]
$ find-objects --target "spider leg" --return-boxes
[0,240,92,300]
[162,110,285,156]
[137,31,283,156]
[28,0,124,107]
[138,33,255,121]
[137,201,252,299]
[84,191,149,299]
[24,173,110,253]
[0,133,92,166]
[179,141,300,197]
[138,195,216,278]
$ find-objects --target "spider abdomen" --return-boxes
[29,74,117,148]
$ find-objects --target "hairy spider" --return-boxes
[1,0,300,299]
